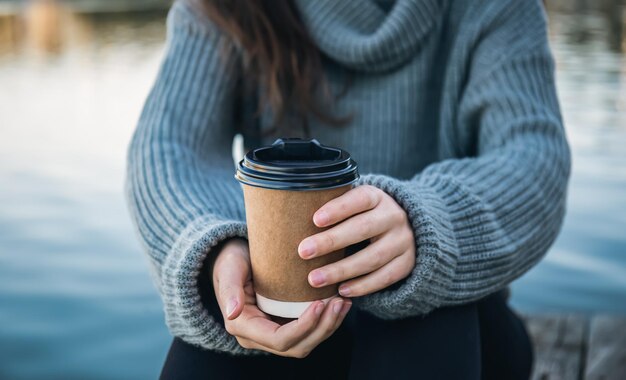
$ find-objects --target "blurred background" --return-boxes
[0,0,624,378]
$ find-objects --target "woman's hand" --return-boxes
[212,238,352,358]
[298,185,416,298]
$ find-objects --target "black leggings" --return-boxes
[160,290,533,380]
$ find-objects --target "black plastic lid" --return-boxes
[235,138,359,190]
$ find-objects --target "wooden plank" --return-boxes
[523,315,587,380]
[584,315,626,380]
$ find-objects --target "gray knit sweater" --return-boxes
[125,0,570,355]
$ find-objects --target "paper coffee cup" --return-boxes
[235,138,359,318]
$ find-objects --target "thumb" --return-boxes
[214,252,248,320]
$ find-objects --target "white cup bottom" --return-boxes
[255,293,338,318]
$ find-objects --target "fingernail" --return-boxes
[314,210,329,226]
[309,270,326,286]
[299,239,316,258]
[338,285,351,297]
[314,302,324,316]
[333,300,344,314]
[341,302,352,316]
[226,298,238,318]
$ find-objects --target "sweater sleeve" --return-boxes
[124,1,261,355]
[352,0,571,319]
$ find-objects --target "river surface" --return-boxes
[0,5,625,379]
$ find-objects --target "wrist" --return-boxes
[209,237,249,285]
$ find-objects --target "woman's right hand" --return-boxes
[211,238,352,358]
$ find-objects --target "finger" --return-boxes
[236,299,351,358]
[235,337,302,357]
[296,297,352,354]
[299,208,393,259]
[235,336,258,351]
[338,251,415,297]
[235,337,281,354]
[308,232,404,288]
[230,300,325,352]
[329,298,352,332]
[215,253,250,320]
[312,185,382,227]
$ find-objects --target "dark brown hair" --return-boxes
[193,0,350,137]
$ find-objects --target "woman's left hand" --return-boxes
[298,185,416,298]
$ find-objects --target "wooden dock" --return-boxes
[524,315,626,380]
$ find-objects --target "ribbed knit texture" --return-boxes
[125,0,571,355]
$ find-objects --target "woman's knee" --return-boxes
[349,303,481,380]
[477,291,534,380]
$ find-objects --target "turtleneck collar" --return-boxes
[294,0,444,72]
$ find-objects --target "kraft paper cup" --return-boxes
[235,138,359,318]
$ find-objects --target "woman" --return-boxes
[126,0,570,378]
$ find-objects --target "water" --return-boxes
[0,4,625,379]
[509,9,626,313]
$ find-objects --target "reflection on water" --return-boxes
[0,1,625,379]
[24,0,65,53]
[510,2,626,313]
[0,3,171,380]
[0,0,170,55]
[548,0,625,52]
